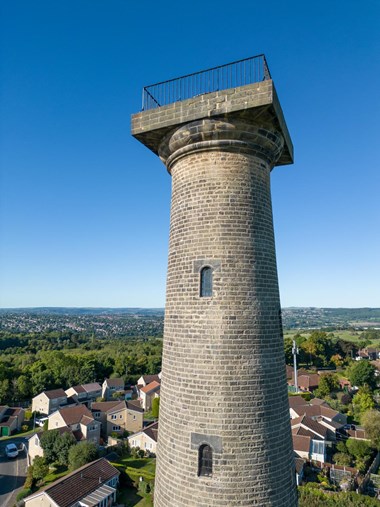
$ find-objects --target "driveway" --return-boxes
[0,438,28,506]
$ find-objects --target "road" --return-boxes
[0,438,28,507]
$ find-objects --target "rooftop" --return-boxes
[25,458,119,507]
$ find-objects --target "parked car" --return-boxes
[5,443,19,458]
[35,417,48,427]
[343,424,356,430]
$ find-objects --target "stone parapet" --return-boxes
[131,80,293,166]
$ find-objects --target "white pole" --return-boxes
[292,339,299,393]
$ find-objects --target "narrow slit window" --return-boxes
[198,444,213,476]
[200,267,213,297]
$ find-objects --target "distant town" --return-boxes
[1,307,380,336]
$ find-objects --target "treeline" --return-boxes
[0,331,162,405]
[284,330,380,368]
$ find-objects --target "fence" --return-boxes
[142,54,271,111]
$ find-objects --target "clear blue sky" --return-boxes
[1,0,379,308]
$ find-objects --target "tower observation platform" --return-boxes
[132,55,297,507]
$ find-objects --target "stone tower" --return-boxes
[132,56,297,507]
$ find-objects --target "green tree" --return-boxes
[348,361,377,390]
[362,410,380,450]
[32,456,49,481]
[314,373,339,398]
[54,432,76,465]
[0,379,10,404]
[352,386,375,419]
[15,375,31,399]
[151,397,160,418]
[68,441,98,471]
[40,429,60,463]
[333,452,352,466]
[346,438,372,460]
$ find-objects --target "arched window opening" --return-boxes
[198,444,213,477]
[200,266,213,297]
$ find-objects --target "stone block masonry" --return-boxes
[132,80,297,506]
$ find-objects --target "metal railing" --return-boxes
[142,54,271,111]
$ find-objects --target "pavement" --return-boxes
[0,438,28,507]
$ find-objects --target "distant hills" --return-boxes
[0,307,165,316]
[1,307,380,332]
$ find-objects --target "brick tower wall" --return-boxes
[152,118,297,506]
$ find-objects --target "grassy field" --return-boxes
[284,328,380,345]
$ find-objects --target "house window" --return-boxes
[312,440,325,455]
[198,444,213,477]
[111,415,117,420]
[200,267,213,297]
[94,412,100,418]
[112,425,121,431]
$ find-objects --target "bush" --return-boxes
[16,488,32,501]
[68,441,98,471]
[24,466,35,489]
[334,452,352,466]
[139,480,151,494]
[151,397,160,418]
[21,424,29,432]
[24,410,32,421]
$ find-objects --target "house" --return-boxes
[346,428,369,441]
[65,382,102,406]
[128,421,158,454]
[0,405,25,436]
[356,348,379,361]
[24,458,119,507]
[289,396,346,442]
[294,457,306,486]
[288,370,320,392]
[137,373,161,389]
[48,405,100,445]
[32,389,68,416]
[28,426,74,463]
[339,378,352,391]
[292,423,327,463]
[139,380,160,410]
[91,400,144,437]
[102,378,125,401]
[296,373,320,392]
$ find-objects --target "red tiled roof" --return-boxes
[126,401,144,414]
[59,405,93,426]
[104,378,124,388]
[288,396,307,408]
[82,382,102,393]
[297,374,320,388]
[347,429,368,440]
[292,434,311,453]
[286,365,294,379]
[310,398,328,406]
[44,389,67,400]
[25,458,119,507]
[141,374,160,385]
[140,380,160,394]
[292,426,317,439]
[144,421,158,442]
[291,415,329,439]
[294,457,306,474]
[91,401,125,413]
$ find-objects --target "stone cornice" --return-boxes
[158,119,284,172]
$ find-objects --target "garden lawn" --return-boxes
[111,457,156,483]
